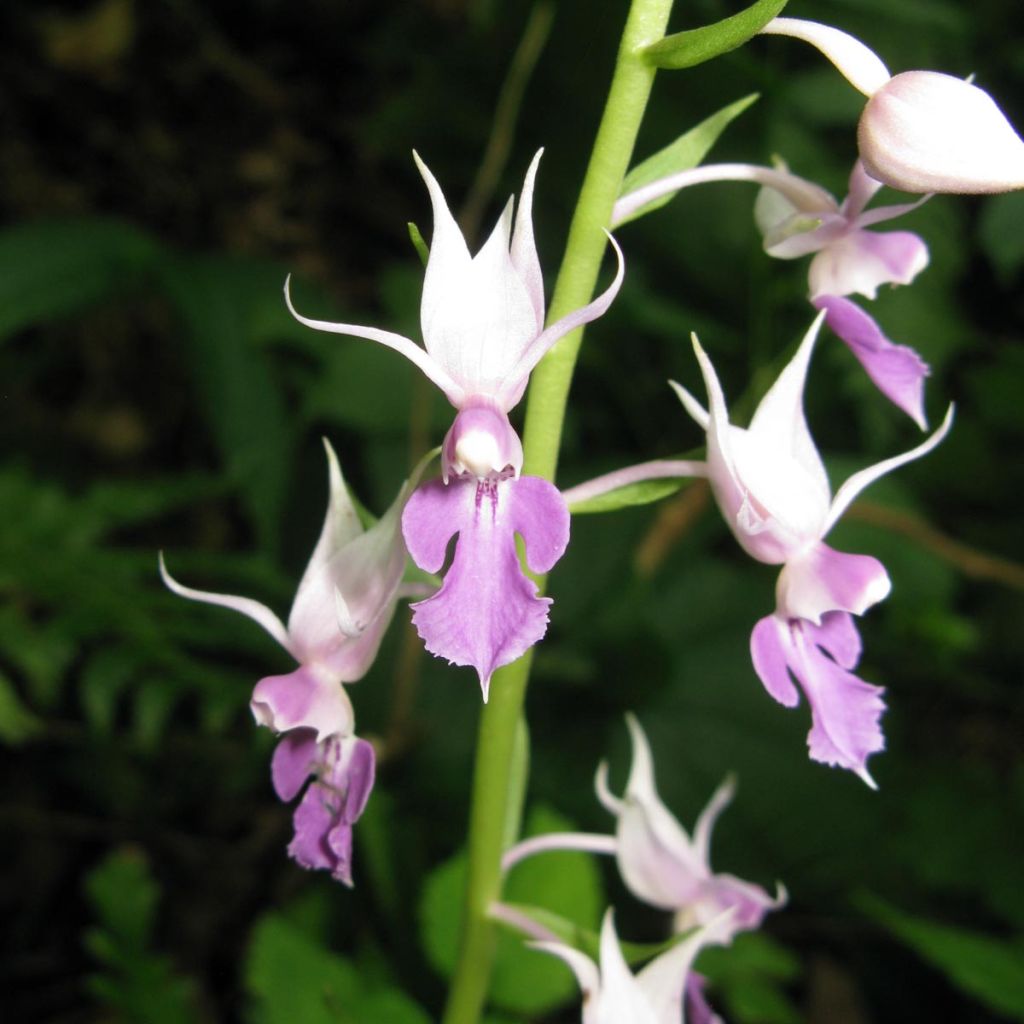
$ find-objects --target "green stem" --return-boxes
[441,2,674,1021]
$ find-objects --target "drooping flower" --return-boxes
[673,314,953,782]
[286,153,621,696]
[534,909,733,1024]
[760,17,1024,194]
[755,158,931,427]
[595,715,783,940]
[612,158,931,427]
[160,441,425,881]
[502,715,782,943]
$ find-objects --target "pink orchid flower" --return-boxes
[674,314,953,783]
[161,441,424,883]
[503,715,782,942]
[613,158,931,427]
[287,153,623,698]
[760,17,1024,194]
[534,909,733,1024]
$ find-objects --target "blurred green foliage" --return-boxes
[1,0,1022,1022]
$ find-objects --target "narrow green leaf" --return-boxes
[858,892,1024,1017]
[642,0,789,71]
[408,222,430,266]
[0,218,161,341]
[618,93,759,224]
[568,476,687,515]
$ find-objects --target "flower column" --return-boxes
[440,1,676,1021]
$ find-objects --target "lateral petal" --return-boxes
[808,229,929,300]
[270,729,319,801]
[775,542,891,624]
[250,664,355,741]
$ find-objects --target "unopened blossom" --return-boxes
[760,17,1024,194]
[674,314,953,782]
[534,909,733,1024]
[287,153,622,697]
[161,441,423,882]
[613,158,932,427]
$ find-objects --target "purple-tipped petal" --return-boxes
[402,475,569,697]
[270,729,319,801]
[814,295,930,429]
[689,873,785,940]
[751,613,885,785]
[250,664,354,741]
[684,973,724,1024]
[859,71,1024,194]
[809,229,929,301]
[776,542,891,624]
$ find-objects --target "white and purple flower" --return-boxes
[287,152,623,697]
[161,440,423,883]
[503,715,782,943]
[613,158,932,427]
[760,16,1024,195]
[533,909,733,1024]
[674,313,953,783]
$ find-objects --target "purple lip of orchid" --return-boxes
[760,17,1024,195]
[674,314,953,782]
[532,908,735,1024]
[284,152,623,694]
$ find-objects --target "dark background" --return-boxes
[2,0,1023,1021]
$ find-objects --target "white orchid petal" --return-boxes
[284,275,464,405]
[826,403,954,534]
[511,148,546,330]
[159,553,292,655]
[760,17,891,97]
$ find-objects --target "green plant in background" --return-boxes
[3,0,1024,1022]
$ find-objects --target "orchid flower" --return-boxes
[674,313,953,783]
[760,17,1024,194]
[503,715,782,942]
[533,909,733,1024]
[160,440,425,882]
[613,158,931,427]
[287,153,622,697]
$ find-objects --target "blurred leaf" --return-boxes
[420,804,605,1016]
[699,931,802,1024]
[643,0,788,70]
[0,219,160,341]
[0,672,43,744]
[84,848,200,1024]
[245,913,429,1024]
[158,256,295,555]
[619,94,760,224]
[978,191,1024,286]
[568,475,687,515]
[858,892,1024,1017]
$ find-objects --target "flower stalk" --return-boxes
[441,0,675,1020]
